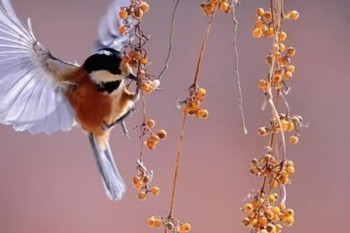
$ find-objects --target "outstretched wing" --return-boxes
[0,0,78,135]
[97,0,134,50]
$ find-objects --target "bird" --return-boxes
[0,0,138,201]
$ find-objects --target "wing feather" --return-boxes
[0,0,77,134]
[97,0,134,50]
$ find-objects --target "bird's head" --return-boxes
[83,48,136,85]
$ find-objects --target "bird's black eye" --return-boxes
[83,48,122,75]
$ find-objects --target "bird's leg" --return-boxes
[101,108,136,138]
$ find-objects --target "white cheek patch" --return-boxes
[90,70,125,83]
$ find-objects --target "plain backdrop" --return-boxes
[0,0,349,233]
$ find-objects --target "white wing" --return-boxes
[0,0,77,135]
[97,0,134,50]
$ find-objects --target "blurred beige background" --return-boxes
[0,0,349,232]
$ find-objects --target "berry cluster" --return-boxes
[252,8,299,39]
[244,2,304,233]
[250,156,295,187]
[180,86,209,119]
[142,119,167,150]
[118,0,149,30]
[200,0,233,16]
[132,160,160,200]
[147,215,191,233]
[118,0,160,95]
[242,192,295,232]
[258,114,303,145]
[117,0,165,203]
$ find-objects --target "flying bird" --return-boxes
[0,0,137,200]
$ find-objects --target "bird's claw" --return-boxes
[101,108,136,139]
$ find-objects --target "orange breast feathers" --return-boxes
[65,68,136,138]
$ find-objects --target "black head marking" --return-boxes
[83,48,123,75]
[96,80,122,94]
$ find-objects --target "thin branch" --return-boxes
[232,5,248,135]
[158,0,181,80]
[193,9,217,86]
[168,115,187,217]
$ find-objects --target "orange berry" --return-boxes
[219,2,230,12]
[133,9,144,19]
[205,3,216,12]
[242,217,250,226]
[258,216,268,227]
[133,182,142,189]
[153,217,162,228]
[179,223,191,233]
[285,209,295,217]
[265,54,273,64]
[280,119,289,131]
[252,28,263,38]
[140,1,150,13]
[256,8,265,17]
[196,109,209,119]
[118,25,127,35]
[274,74,283,84]
[258,127,269,136]
[276,223,283,232]
[280,175,290,184]
[265,27,274,37]
[279,203,286,211]
[119,9,128,19]
[279,31,288,41]
[138,191,147,200]
[273,206,281,215]
[284,216,295,227]
[286,166,295,174]
[149,134,160,143]
[278,43,286,52]
[243,203,254,212]
[197,88,207,98]
[287,47,296,56]
[289,10,300,20]
[133,176,142,185]
[150,186,160,196]
[147,216,155,227]
[286,160,295,167]
[157,129,167,140]
[287,121,295,131]
[287,65,295,73]
[289,135,299,144]
[266,224,276,233]
[146,119,156,129]
[165,222,175,230]
[263,11,272,20]
[142,175,151,184]
[145,140,156,150]
[258,79,267,89]
[255,19,265,29]
[284,71,293,80]
[140,56,148,64]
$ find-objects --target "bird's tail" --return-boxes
[88,133,126,201]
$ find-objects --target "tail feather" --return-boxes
[88,134,126,200]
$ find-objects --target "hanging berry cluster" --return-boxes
[147,1,242,233]
[200,0,233,16]
[242,1,305,233]
[117,0,166,201]
[132,159,160,201]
